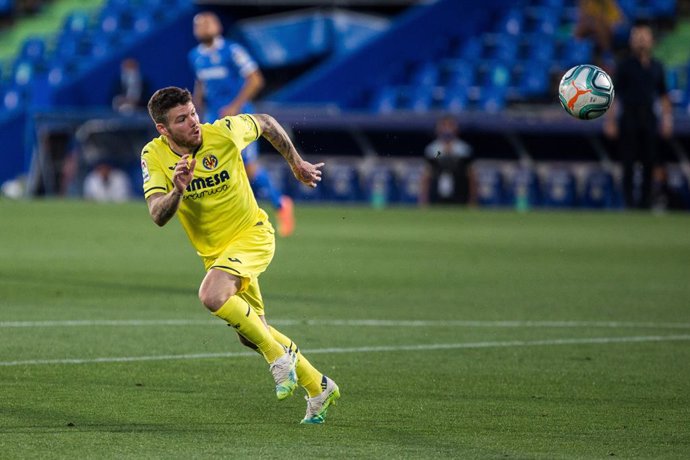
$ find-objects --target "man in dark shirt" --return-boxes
[604,24,673,209]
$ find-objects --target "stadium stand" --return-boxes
[0,0,689,210]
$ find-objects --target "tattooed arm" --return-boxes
[254,114,324,188]
[146,154,196,227]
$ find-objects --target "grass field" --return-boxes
[1,200,689,459]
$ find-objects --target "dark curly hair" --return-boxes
[147,87,192,125]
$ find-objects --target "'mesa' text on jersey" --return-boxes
[184,169,231,200]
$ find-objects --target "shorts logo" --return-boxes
[202,155,219,170]
[141,159,150,183]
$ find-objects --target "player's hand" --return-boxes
[173,154,196,194]
[603,118,618,139]
[660,115,673,139]
[292,160,324,188]
[220,102,242,118]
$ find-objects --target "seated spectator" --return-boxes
[574,0,625,64]
[421,115,475,205]
[83,162,132,202]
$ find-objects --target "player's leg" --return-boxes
[619,114,637,208]
[267,325,340,424]
[198,269,284,364]
[200,219,297,399]
[199,270,297,400]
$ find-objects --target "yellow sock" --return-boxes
[269,326,324,397]
[213,296,285,363]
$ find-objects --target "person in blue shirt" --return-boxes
[189,11,295,236]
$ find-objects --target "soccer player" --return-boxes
[141,87,339,424]
[189,11,295,237]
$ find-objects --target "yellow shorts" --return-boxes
[202,218,275,316]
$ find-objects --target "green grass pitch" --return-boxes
[1,200,689,458]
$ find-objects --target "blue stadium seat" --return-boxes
[324,164,362,202]
[1,85,27,111]
[560,39,593,68]
[12,59,40,87]
[475,167,505,206]
[488,37,518,62]
[482,61,511,88]
[498,8,524,36]
[509,168,541,207]
[666,167,690,210]
[132,11,154,34]
[518,61,549,97]
[458,37,483,61]
[478,86,507,112]
[526,36,555,62]
[443,86,469,113]
[444,61,474,88]
[366,166,399,204]
[581,169,618,209]
[542,168,577,207]
[371,86,398,113]
[411,62,439,87]
[19,37,46,62]
[63,11,92,34]
[405,86,433,112]
[397,164,425,204]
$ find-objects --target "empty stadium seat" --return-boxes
[19,37,46,61]
[397,164,425,204]
[559,39,593,68]
[324,164,362,202]
[477,86,507,112]
[542,168,577,207]
[498,8,524,36]
[411,62,439,87]
[366,166,399,205]
[509,168,541,207]
[371,86,398,113]
[443,86,469,113]
[63,11,92,35]
[581,169,618,209]
[666,167,690,210]
[475,167,505,206]
[444,60,474,88]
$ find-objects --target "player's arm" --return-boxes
[193,80,206,119]
[222,69,265,117]
[254,114,323,188]
[660,93,673,139]
[146,154,197,226]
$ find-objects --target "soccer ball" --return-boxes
[558,64,614,120]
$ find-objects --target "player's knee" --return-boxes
[198,270,241,311]
[198,285,233,312]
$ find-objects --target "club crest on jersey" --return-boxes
[202,155,219,170]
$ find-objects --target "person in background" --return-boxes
[603,23,673,209]
[83,162,132,202]
[574,0,624,66]
[421,115,475,205]
[112,58,148,114]
[189,11,295,237]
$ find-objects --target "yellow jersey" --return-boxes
[141,114,265,258]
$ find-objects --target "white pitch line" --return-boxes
[1,334,689,367]
[1,318,690,329]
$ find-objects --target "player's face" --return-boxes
[194,14,221,44]
[162,102,202,150]
[630,26,653,54]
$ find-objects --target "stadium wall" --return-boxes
[268,0,511,108]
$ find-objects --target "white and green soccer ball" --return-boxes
[558,64,614,120]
